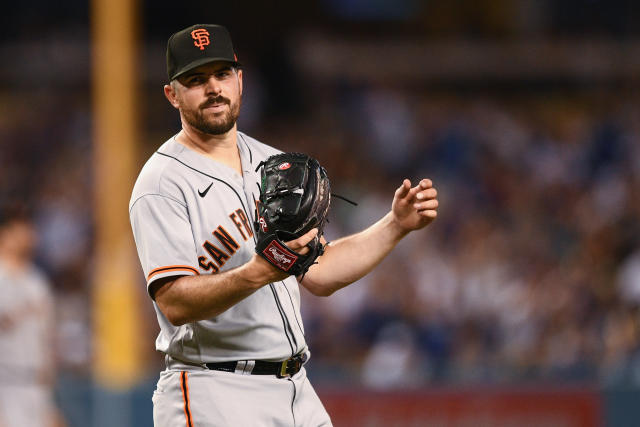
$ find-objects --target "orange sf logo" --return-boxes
[191,29,210,51]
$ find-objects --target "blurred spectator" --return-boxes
[0,204,66,427]
[361,321,427,388]
[617,249,640,305]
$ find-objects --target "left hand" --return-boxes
[391,178,438,234]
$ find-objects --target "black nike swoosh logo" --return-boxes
[198,182,213,198]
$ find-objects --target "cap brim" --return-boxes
[171,57,241,81]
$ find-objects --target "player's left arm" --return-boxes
[300,178,438,296]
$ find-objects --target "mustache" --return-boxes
[200,96,230,109]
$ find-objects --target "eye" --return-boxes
[183,75,205,86]
[216,69,232,79]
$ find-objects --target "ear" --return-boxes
[237,69,243,96]
[163,83,180,109]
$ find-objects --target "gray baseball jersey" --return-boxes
[0,261,56,427]
[129,132,307,365]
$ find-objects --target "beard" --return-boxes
[182,95,241,135]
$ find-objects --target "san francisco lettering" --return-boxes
[198,212,248,273]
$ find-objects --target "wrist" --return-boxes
[236,260,267,290]
[238,255,286,289]
[385,211,410,241]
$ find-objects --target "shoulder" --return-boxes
[129,138,189,211]
[237,131,283,162]
[27,266,52,298]
[3,264,53,302]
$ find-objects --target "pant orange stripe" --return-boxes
[180,371,193,427]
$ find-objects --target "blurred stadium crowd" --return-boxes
[3,73,640,390]
[296,92,640,388]
[3,3,640,425]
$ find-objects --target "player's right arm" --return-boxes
[152,229,317,326]
[130,170,317,326]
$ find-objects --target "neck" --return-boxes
[178,121,238,153]
[176,123,242,174]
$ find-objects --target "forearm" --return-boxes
[155,229,319,326]
[155,256,282,326]
[302,211,406,296]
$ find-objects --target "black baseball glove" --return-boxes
[255,152,331,276]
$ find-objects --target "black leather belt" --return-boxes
[205,353,307,378]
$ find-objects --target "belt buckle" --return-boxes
[277,355,304,378]
[278,360,290,378]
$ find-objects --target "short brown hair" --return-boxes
[0,202,32,228]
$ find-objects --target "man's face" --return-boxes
[168,62,243,136]
[0,220,36,260]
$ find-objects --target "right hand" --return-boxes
[250,228,319,283]
[283,228,319,255]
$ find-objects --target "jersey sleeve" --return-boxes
[130,194,199,293]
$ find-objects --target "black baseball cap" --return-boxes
[166,24,240,81]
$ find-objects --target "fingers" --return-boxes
[395,179,411,198]
[419,209,438,219]
[418,178,432,191]
[413,199,439,210]
[285,228,319,254]
[407,179,438,219]
[397,178,437,202]
[416,187,437,201]
[415,179,438,219]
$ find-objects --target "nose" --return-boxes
[204,75,222,96]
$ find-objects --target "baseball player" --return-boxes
[0,205,64,427]
[129,24,438,427]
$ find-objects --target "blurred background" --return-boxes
[2,0,640,425]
